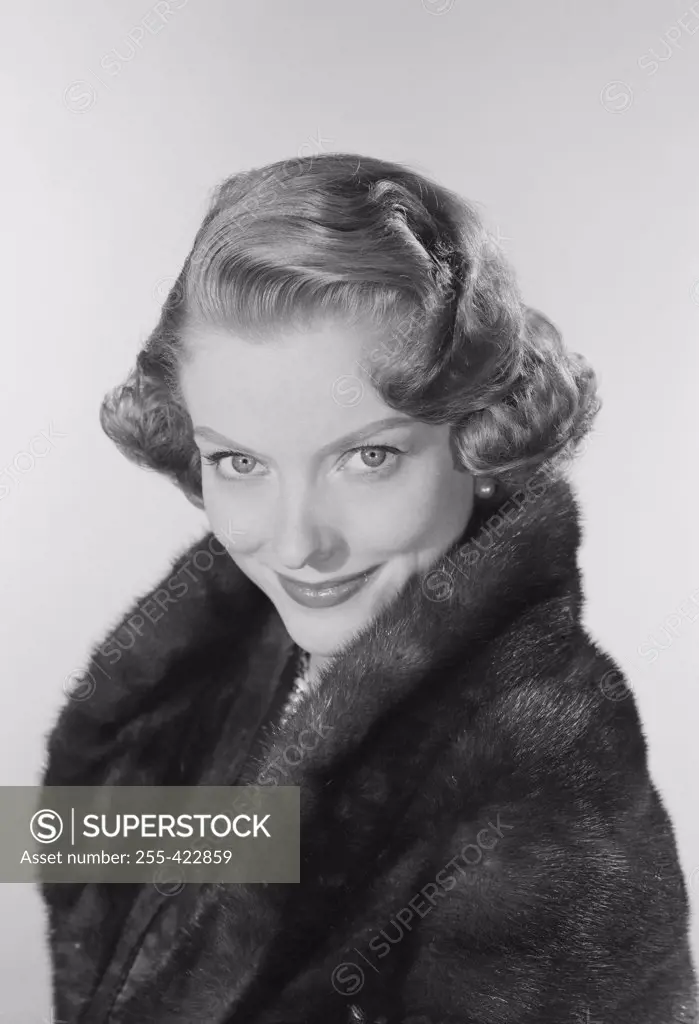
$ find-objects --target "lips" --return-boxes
[276,565,381,609]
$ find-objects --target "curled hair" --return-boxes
[101,152,600,507]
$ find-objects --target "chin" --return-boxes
[274,593,382,658]
[285,621,356,659]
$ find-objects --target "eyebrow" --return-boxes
[193,415,416,461]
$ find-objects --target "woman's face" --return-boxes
[179,317,474,657]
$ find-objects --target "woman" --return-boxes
[40,153,696,1023]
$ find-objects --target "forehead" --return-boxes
[178,319,408,443]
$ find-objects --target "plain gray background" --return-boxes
[2,0,698,1016]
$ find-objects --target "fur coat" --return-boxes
[40,470,697,1023]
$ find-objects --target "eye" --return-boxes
[202,451,264,480]
[201,444,406,482]
[343,445,404,474]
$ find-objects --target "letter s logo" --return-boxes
[30,809,64,844]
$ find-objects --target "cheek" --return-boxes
[200,477,256,553]
[344,464,468,551]
[348,512,429,555]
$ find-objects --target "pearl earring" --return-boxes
[475,476,496,499]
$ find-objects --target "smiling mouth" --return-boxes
[276,565,381,608]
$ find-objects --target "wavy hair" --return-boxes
[101,152,600,508]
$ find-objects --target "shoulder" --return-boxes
[445,614,652,801]
[75,531,249,700]
[425,612,673,877]
[40,532,264,786]
[419,637,691,987]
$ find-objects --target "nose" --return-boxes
[270,480,335,571]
